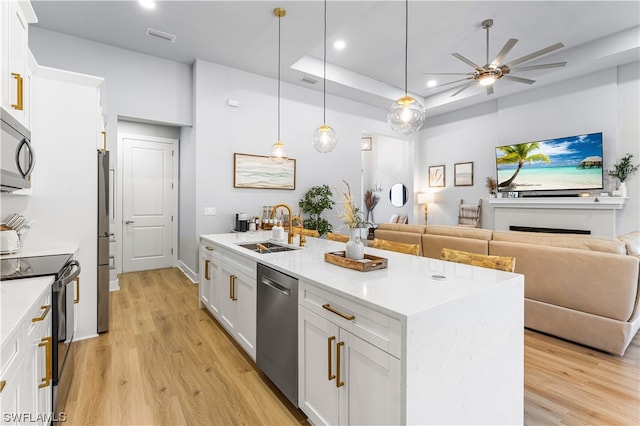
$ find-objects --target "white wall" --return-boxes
[29,27,193,155]
[186,59,390,273]
[420,64,640,235]
[362,134,415,224]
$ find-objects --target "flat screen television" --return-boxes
[495,132,604,193]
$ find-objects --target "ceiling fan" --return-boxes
[426,19,567,97]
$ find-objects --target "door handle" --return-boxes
[336,341,345,388]
[38,337,52,388]
[11,73,23,110]
[327,336,336,381]
[74,277,80,304]
[125,220,135,224]
[230,275,237,301]
[204,259,210,280]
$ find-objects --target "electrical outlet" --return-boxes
[204,207,216,216]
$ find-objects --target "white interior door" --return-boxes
[122,135,177,272]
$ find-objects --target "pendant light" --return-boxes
[270,8,287,160]
[312,0,338,153]
[387,0,425,135]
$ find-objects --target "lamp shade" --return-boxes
[313,124,338,153]
[417,192,434,204]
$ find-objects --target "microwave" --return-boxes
[1,107,35,192]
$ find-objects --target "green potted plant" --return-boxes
[608,153,639,197]
[298,185,335,236]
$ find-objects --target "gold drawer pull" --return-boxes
[230,275,237,301]
[32,305,51,322]
[11,73,23,110]
[336,341,345,388]
[101,131,107,151]
[205,246,214,251]
[38,337,52,388]
[204,259,210,280]
[74,277,80,304]
[322,304,355,321]
[327,336,336,381]
[0,380,6,394]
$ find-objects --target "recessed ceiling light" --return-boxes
[139,0,156,9]
[427,80,437,88]
[333,40,346,50]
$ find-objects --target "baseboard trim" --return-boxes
[178,260,198,284]
[109,278,120,291]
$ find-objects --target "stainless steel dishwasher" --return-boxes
[257,263,298,406]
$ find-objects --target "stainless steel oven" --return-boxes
[0,254,80,420]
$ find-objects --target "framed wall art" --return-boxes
[454,162,474,186]
[428,165,445,188]
[233,153,296,190]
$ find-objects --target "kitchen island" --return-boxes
[200,231,524,425]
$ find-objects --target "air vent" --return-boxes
[300,76,318,85]
[145,27,176,43]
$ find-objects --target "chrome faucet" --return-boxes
[270,203,294,244]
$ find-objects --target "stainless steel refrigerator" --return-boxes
[97,150,110,333]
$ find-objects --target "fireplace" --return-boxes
[486,197,626,239]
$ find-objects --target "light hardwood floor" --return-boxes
[65,268,640,425]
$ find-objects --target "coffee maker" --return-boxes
[235,212,249,232]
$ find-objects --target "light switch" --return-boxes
[204,207,216,216]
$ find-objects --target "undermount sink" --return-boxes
[237,241,298,254]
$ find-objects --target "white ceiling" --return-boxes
[31,1,640,116]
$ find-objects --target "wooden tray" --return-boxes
[324,251,388,272]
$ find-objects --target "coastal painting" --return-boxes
[496,132,604,192]
[234,153,296,190]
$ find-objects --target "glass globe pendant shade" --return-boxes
[269,140,287,160]
[312,124,338,153]
[387,95,426,135]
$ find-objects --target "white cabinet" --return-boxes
[199,239,257,360]
[298,281,401,426]
[0,0,37,128]
[0,283,52,426]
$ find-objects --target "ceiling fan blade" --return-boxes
[489,39,518,68]
[503,42,565,69]
[511,62,567,72]
[452,53,484,70]
[422,72,473,76]
[450,82,474,97]
[436,77,474,88]
[486,85,494,96]
[502,75,536,84]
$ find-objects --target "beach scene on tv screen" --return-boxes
[496,132,603,192]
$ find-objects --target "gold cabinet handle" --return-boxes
[327,336,336,381]
[0,380,6,394]
[38,337,53,388]
[11,73,23,110]
[204,259,210,280]
[205,246,214,251]
[101,131,107,151]
[230,275,237,301]
[32,305,51,322]
[336,341,345,388]
[322,304,355,321]
[74,277,80,304]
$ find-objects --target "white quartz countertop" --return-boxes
[1,276,53,346]
[201,231,523,319]
[0,244,79,260]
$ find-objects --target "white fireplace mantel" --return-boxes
[486,197,627,210]
[486,197,627,238]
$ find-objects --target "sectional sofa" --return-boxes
[374,223,640,356]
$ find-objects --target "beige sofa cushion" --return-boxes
[492,231,626,255]
[490,240,639,322]
[422,234,489,259]
[426,225,493,241]
[618,231,640,256]
[376,223,427,234]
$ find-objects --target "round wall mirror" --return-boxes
[389,183,407,207]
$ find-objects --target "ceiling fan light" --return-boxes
[313,124,338,153]
[479,74,496,86]
[388,95,426,135]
